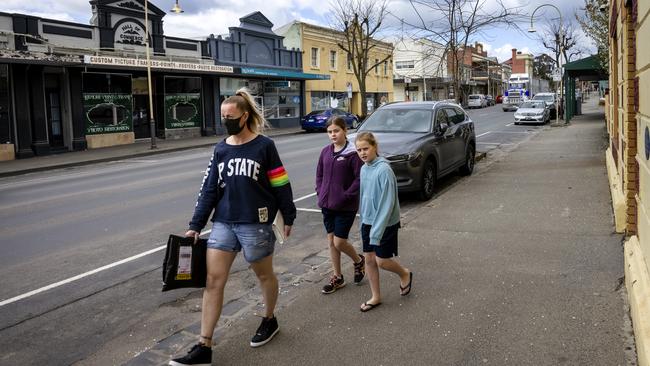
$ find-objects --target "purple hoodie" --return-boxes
[315,141,363,212]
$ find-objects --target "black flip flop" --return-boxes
[400,272,413,296]
[360,302,382,312]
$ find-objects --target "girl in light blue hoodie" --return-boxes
[355,132,413,312]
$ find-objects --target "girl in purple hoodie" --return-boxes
[316,116,366,294]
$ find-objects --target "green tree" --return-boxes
[576,0,609,69]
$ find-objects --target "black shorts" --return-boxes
[322,208,356,239]
[361,222,400,258]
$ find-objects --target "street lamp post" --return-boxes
[144,1,183,149]
[144,0,156,149]
[528,4,563,126]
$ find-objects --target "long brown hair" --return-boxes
[222,88,268,134]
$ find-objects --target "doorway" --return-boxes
[44,74,64,148]
[132,77,150,139]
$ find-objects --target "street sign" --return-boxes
[404,77,411,84]
[552,69,562,82]
[346,82,353,99]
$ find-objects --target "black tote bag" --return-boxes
[162,234,207,291]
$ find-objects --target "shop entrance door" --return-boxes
[132,94,150,139]
[132,77,151,139]
[44,74,64,148]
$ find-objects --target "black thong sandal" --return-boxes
[360,302,382,312]
[400,272,413,296]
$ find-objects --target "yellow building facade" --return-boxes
[276,21,394,117]
[605,1,650,365]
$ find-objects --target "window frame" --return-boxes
[329,50,337,70]
[311,47,320,68]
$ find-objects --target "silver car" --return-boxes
[513,101,550,125]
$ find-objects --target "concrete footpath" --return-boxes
[121,101,636,365]
[0,126,304,177]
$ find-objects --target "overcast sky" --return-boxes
[1,0,594,64]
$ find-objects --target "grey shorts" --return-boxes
[208,221,275,263]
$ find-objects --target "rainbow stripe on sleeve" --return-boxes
[268,166,290,187]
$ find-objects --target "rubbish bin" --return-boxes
[575,97,582,115]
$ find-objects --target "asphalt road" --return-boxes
[0,104,546,365]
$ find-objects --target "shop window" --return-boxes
[263,81,300,119]
[82,72,133,135]
[82,72,131,93]
[311,48,319,68]
[164,76,202,129]
[311,91,349,112]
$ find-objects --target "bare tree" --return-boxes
[330,0,392,117]
[397,0,523,104]
[538,21,587,68]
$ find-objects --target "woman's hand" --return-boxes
[185,229,200,244]
[284,225,292,238]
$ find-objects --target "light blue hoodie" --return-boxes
[359,157,401,245]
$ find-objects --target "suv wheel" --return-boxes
[418,159,436,201]
[459,145,475,176]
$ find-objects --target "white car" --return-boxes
[467,94,486,108]
[532,92,557,118]
[513,101,550,125]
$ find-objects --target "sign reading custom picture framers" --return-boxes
[83,94,133,134]
[165,94,202,129]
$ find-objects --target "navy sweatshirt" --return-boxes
[189,135,296,232]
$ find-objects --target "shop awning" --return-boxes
[562,55,608,123]
[239,67,330,80]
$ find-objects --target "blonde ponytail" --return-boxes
[222,88,269,134]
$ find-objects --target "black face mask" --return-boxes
[223,114,245,135]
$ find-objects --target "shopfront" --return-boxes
[0,5,328,160]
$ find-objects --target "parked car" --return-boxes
[485,95,495,106]
[496,95,503,104]
[467,94,487,108]
[350,101,476,200]
[532,92,557,119]
[513,100,550,125]
[300,108,359,131]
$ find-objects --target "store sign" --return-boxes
[83,93,132,135]
[165,94,202,129]
[115,21,146,46]
[83,56,234,74]
[240,67,330,80]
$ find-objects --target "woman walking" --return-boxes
[316,117,365,294]
[355,131,412,312]
[170,88,296,366]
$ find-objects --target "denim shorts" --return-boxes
[208,221,275,263]
[322,208,357,239]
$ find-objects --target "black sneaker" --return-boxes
[353,254,365,284]
[321,275,345,294]
[250,316,279,347]
[169,343,212,366]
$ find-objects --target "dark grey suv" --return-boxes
[352,101,476,200]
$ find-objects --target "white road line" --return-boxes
[297,208,321,213]
[0,193,318,307]
[476,131,491,138]
[506,123,514,126]
[294,192,317,202]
